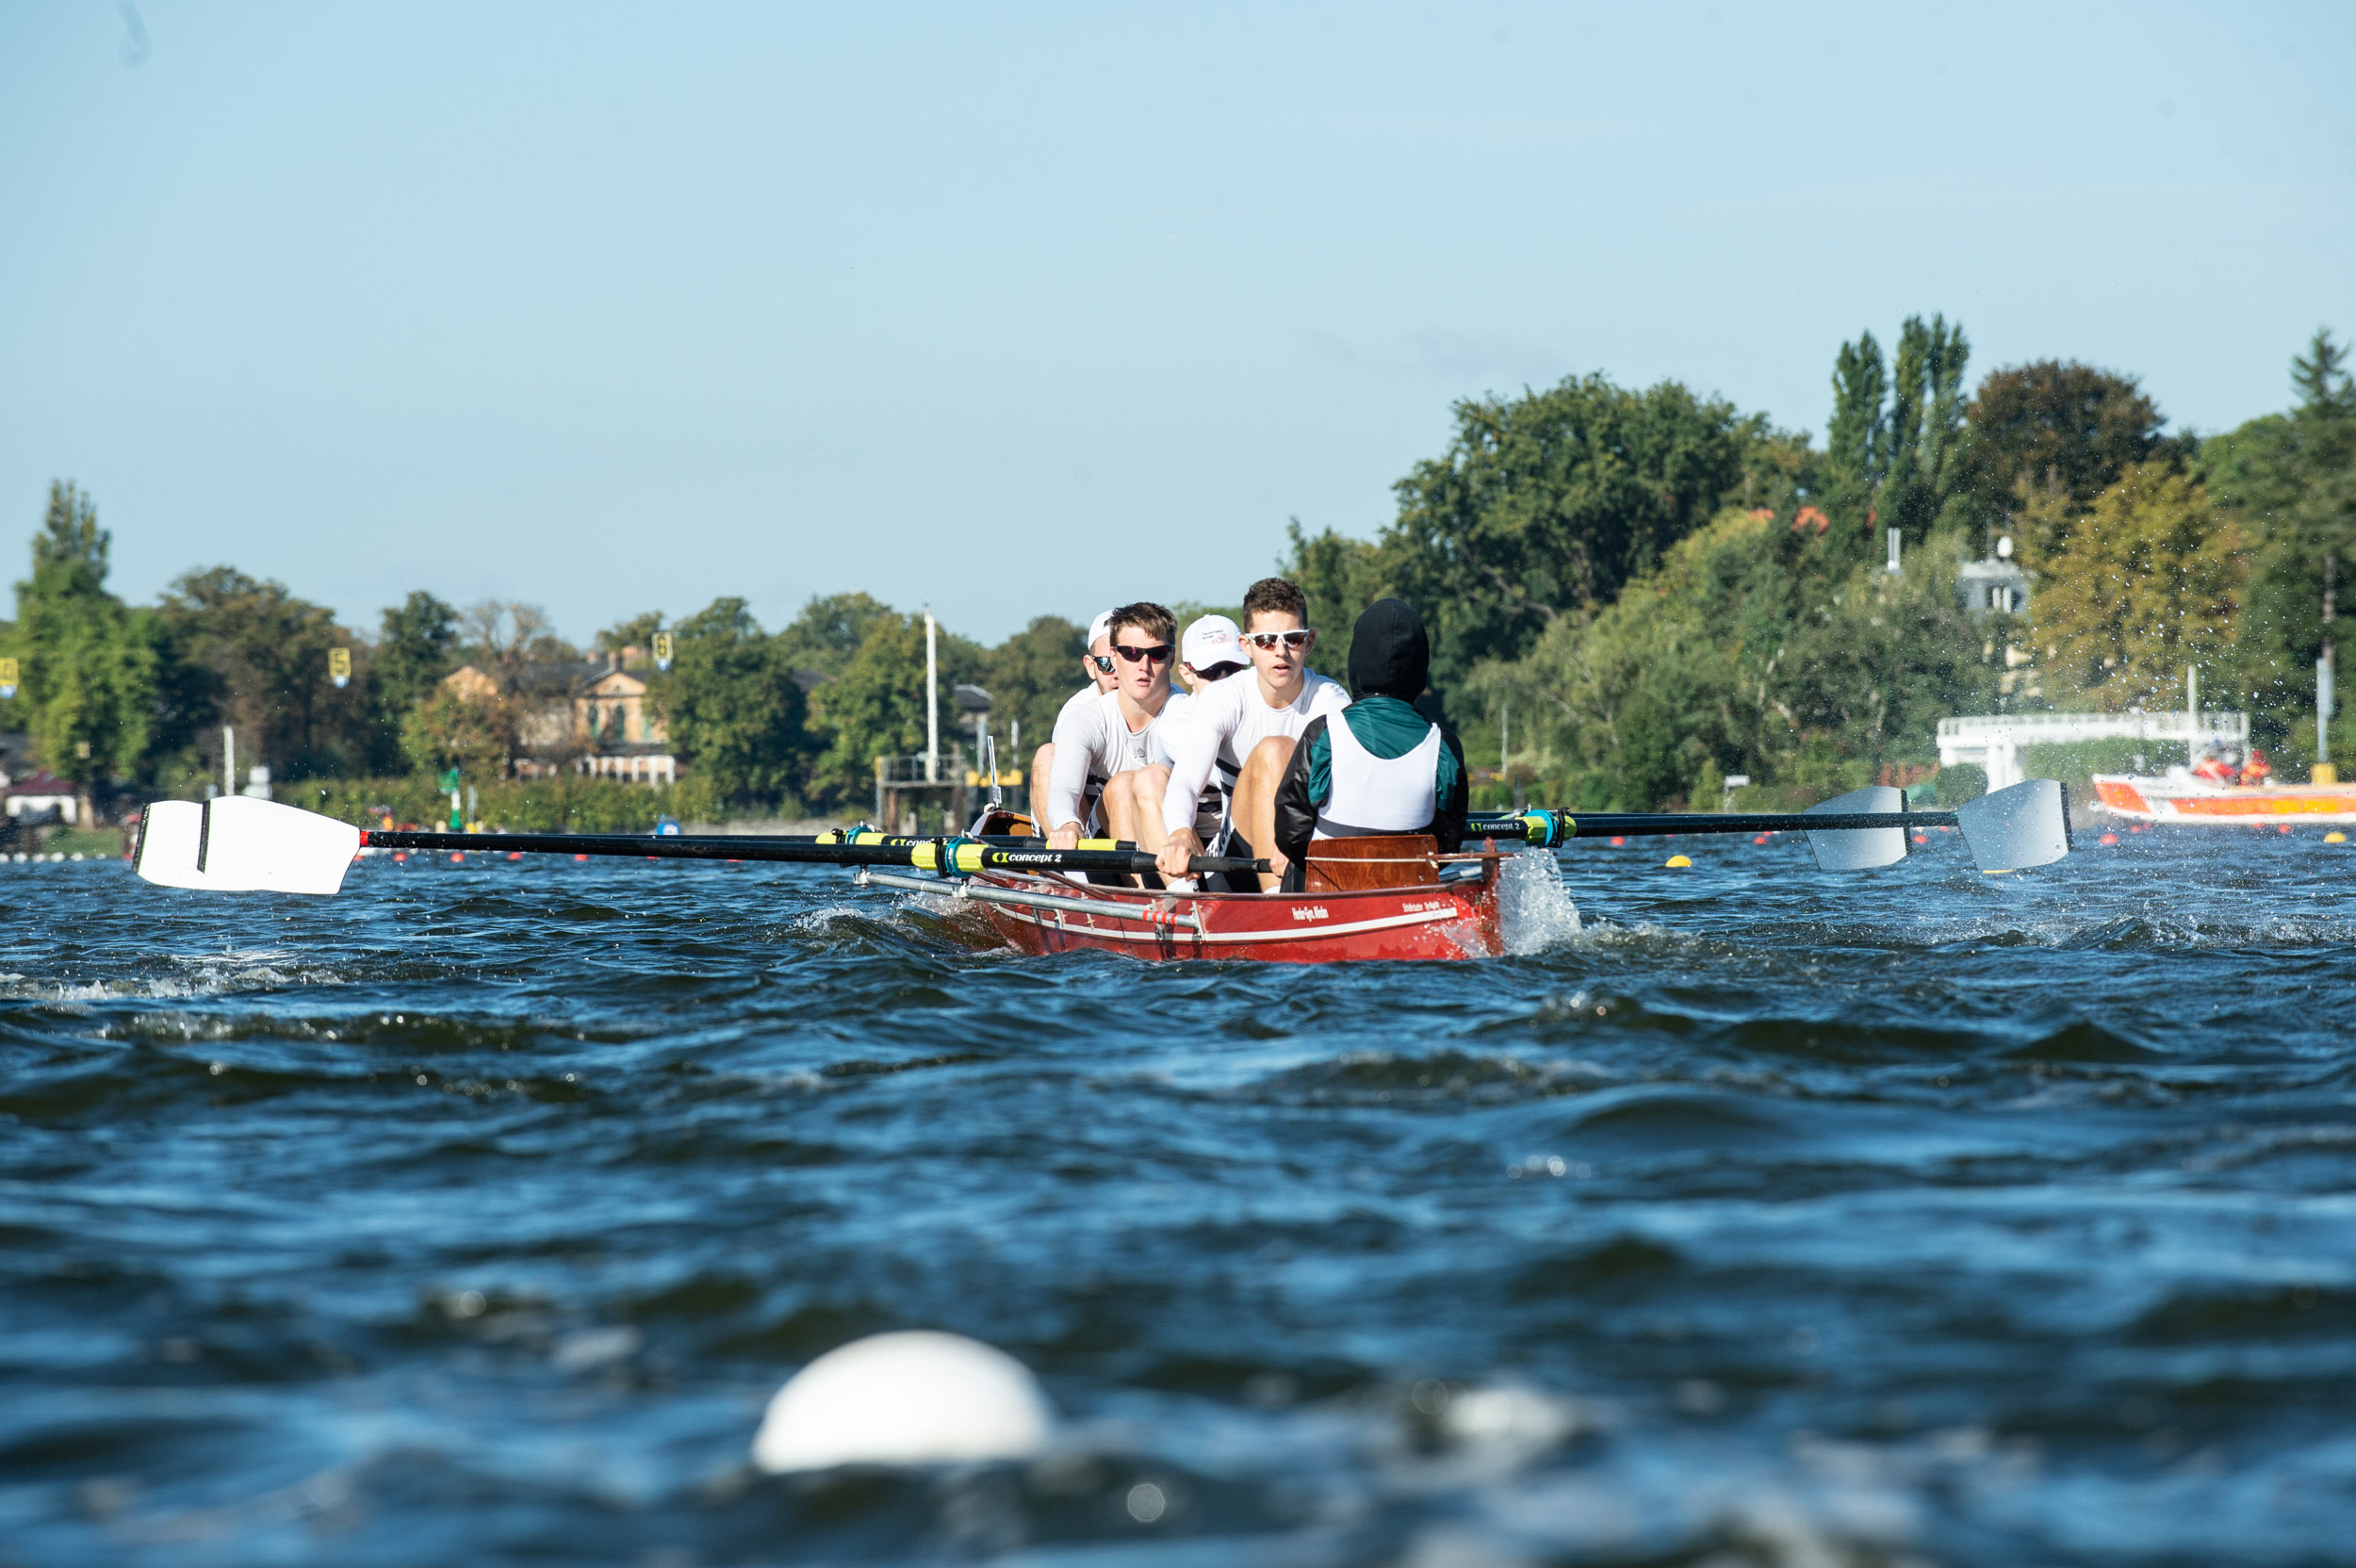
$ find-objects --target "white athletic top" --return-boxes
[1158,670,1350,835]
[1046,688,1191,831]
[1312,712,1444,839]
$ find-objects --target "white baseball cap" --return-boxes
[1182,613,1248,675]
[1086,610,1114,649]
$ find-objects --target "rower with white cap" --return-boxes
[1175,612,1248,694]
[1106,613,1248,857]
[1028,609,1118,834]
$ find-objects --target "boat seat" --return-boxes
[1303,834,1440,892]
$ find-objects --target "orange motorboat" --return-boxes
[2091,769,2356,825]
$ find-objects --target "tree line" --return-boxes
[1282,323,2355,808]
[7,321,2349,822]
[0,505,1093,821]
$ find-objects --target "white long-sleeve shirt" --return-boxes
[1157,670,1349,835]
[1045,688,1191,831]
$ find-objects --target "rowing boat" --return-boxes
[856,813,1501,962]
[852,808,1501,963]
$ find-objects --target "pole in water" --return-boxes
[222,726,235,799]
[2321,553,2337,783]
[1886,526,1903,574]
[2186,663,2199,766]
[924,609,939,785]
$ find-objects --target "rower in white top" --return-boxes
[1043,602,1189,854]
[1027,608,1117,835]
[1146,612,1251,844]
[1122,577,1350,891]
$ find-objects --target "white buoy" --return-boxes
[751,1331,1054,1473]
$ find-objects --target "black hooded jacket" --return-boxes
[1271,600,1467,875]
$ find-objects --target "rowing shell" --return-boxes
[863,848,1503,963]
[974,864,1497,962]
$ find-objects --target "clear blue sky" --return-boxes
[3,2,2349,645]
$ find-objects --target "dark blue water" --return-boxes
[4,830,2352,1565]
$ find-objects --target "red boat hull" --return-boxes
[970,864,1502,962]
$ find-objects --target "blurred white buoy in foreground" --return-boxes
[751,1331,1054,1473]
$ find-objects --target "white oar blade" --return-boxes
[136,797,361,895]
[1804,785,1906,871]
[134,800,218,890]
[200,797,362,894]
[1956,778,2070,872]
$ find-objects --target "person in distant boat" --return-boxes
[1271,598,1467,890]
[1029,609,1117,831]
[2192,743,2235,784]
[2240,745,2272,787]
[1044,603,1188,851]
[1137,577,1350,890]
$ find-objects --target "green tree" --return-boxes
[9,482,155,821]
[1477,491,2000,809]
[1881,314,1972,540]
[1281,518,1388,686]
[775,593,900,681]
[1381,373,1760,689]
[596,611,665,664]
[802,610,983,808]
[1826,331,1889,496]
[657,596,810,806]
[1962,361,2178,546]
[2206,328,2356,747]
[976,615,1086,760]
[401,681,513,779]
[1823,316,1972,561]
[2030,464,2243,710]
[377,591,461,714]
[155,566,377,782]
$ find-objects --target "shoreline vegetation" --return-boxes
[3,323,2348,835]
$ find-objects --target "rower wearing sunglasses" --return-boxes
[1028,609,1118,835]
[1134,577,1350,891]
[1042,602,1191,852]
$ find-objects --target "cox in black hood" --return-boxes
[1348,598,1431,702]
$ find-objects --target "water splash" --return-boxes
[1499,851,1581,955]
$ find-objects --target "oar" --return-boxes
[1471,779,2071,873]
[133,798,1268,897]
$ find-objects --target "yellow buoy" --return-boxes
[2329,832,2348,843]
[1664,854,1693,868]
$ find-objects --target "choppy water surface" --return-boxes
[4,829,2353,1566]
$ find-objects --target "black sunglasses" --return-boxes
[1112,642,1173,664]
[1088,654,1116,673]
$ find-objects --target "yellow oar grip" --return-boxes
[906,841,988,874]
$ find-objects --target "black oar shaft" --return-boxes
[1553,809,1956,837]
[358,829,1265,877]
[1464,808,1958,846]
